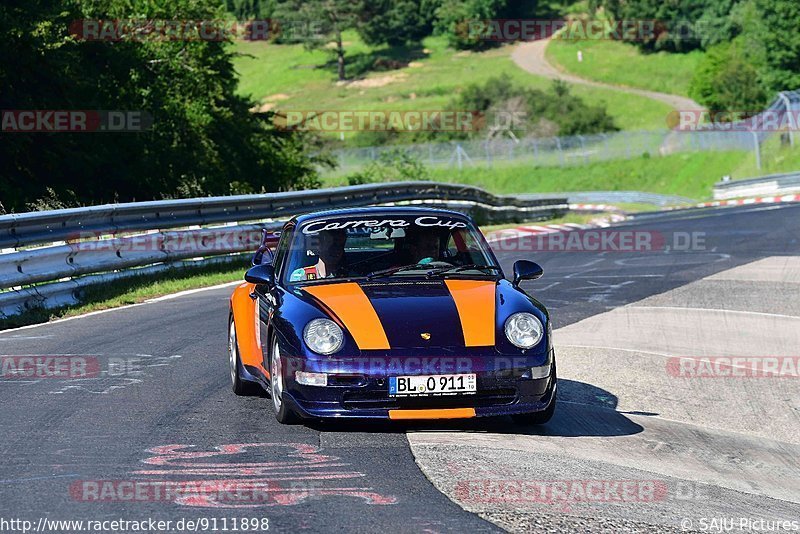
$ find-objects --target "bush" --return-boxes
[346,150,430,184]
[455,76,618,138]
[689,38,767,112]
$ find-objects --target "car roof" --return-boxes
[289,206,475,226]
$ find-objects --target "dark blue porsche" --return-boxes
[228,207,556,424]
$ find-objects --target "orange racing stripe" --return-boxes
[444,280,496,346]
[304,283,390,350]
[388,408,476,420]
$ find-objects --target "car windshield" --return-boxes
[283,214,498,284]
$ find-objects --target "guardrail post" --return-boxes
[555,137,564,167]
[578,135,587,165]
[778,92,795,147]
[751,132,762,170]
[624,131,631,159]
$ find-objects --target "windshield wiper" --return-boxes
[425,264,502,277]
[366,263,426,279]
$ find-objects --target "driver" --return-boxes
[404,227,443,265]
[290,229,347,281]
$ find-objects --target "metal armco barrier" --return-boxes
[0,182,568,318]
[713,172,800,200]
[0,182,565,249]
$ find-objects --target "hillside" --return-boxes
[233,33,672,134]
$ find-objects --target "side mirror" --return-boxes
[252,228,277,266]
[513,260,543,287]
[252,247,274,267]
[245,264,276,288]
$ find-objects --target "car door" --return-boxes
[256,224,293,369]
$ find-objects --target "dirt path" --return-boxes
[511,39,704,111]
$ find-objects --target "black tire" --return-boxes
[268,336,300,424]
[228,315,262,396]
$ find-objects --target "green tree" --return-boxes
[226,0,276,19]
[358,0,439,46]
[0,0,325,212]
[752,0,800,93]
[696,0,745,48]
[690,38,767,111]
[687,0,800,110]
[433,0,538,50]
[599,0,707,52]
[273,0,363,81]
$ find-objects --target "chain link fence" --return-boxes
[328,129,761,173]
[325,91,800,174]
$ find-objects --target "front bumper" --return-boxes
[282,352,556,420]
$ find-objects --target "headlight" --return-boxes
[303,318,344,355]
[504,312,544,349]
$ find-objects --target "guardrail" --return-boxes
[713,172,800,200]
[0,182,564,249]
[0,182,568,318]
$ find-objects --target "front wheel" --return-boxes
[269,337,300,424]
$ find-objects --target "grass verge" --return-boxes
[546,39,703,98]
[0,261,246,331]
[730,135,800,178]
[323,150,756,200]
[324,139,800,201]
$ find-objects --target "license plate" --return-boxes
[389,373,476,397]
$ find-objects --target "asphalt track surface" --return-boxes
[1,202,799,533]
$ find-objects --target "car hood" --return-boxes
[300,279,498,350]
